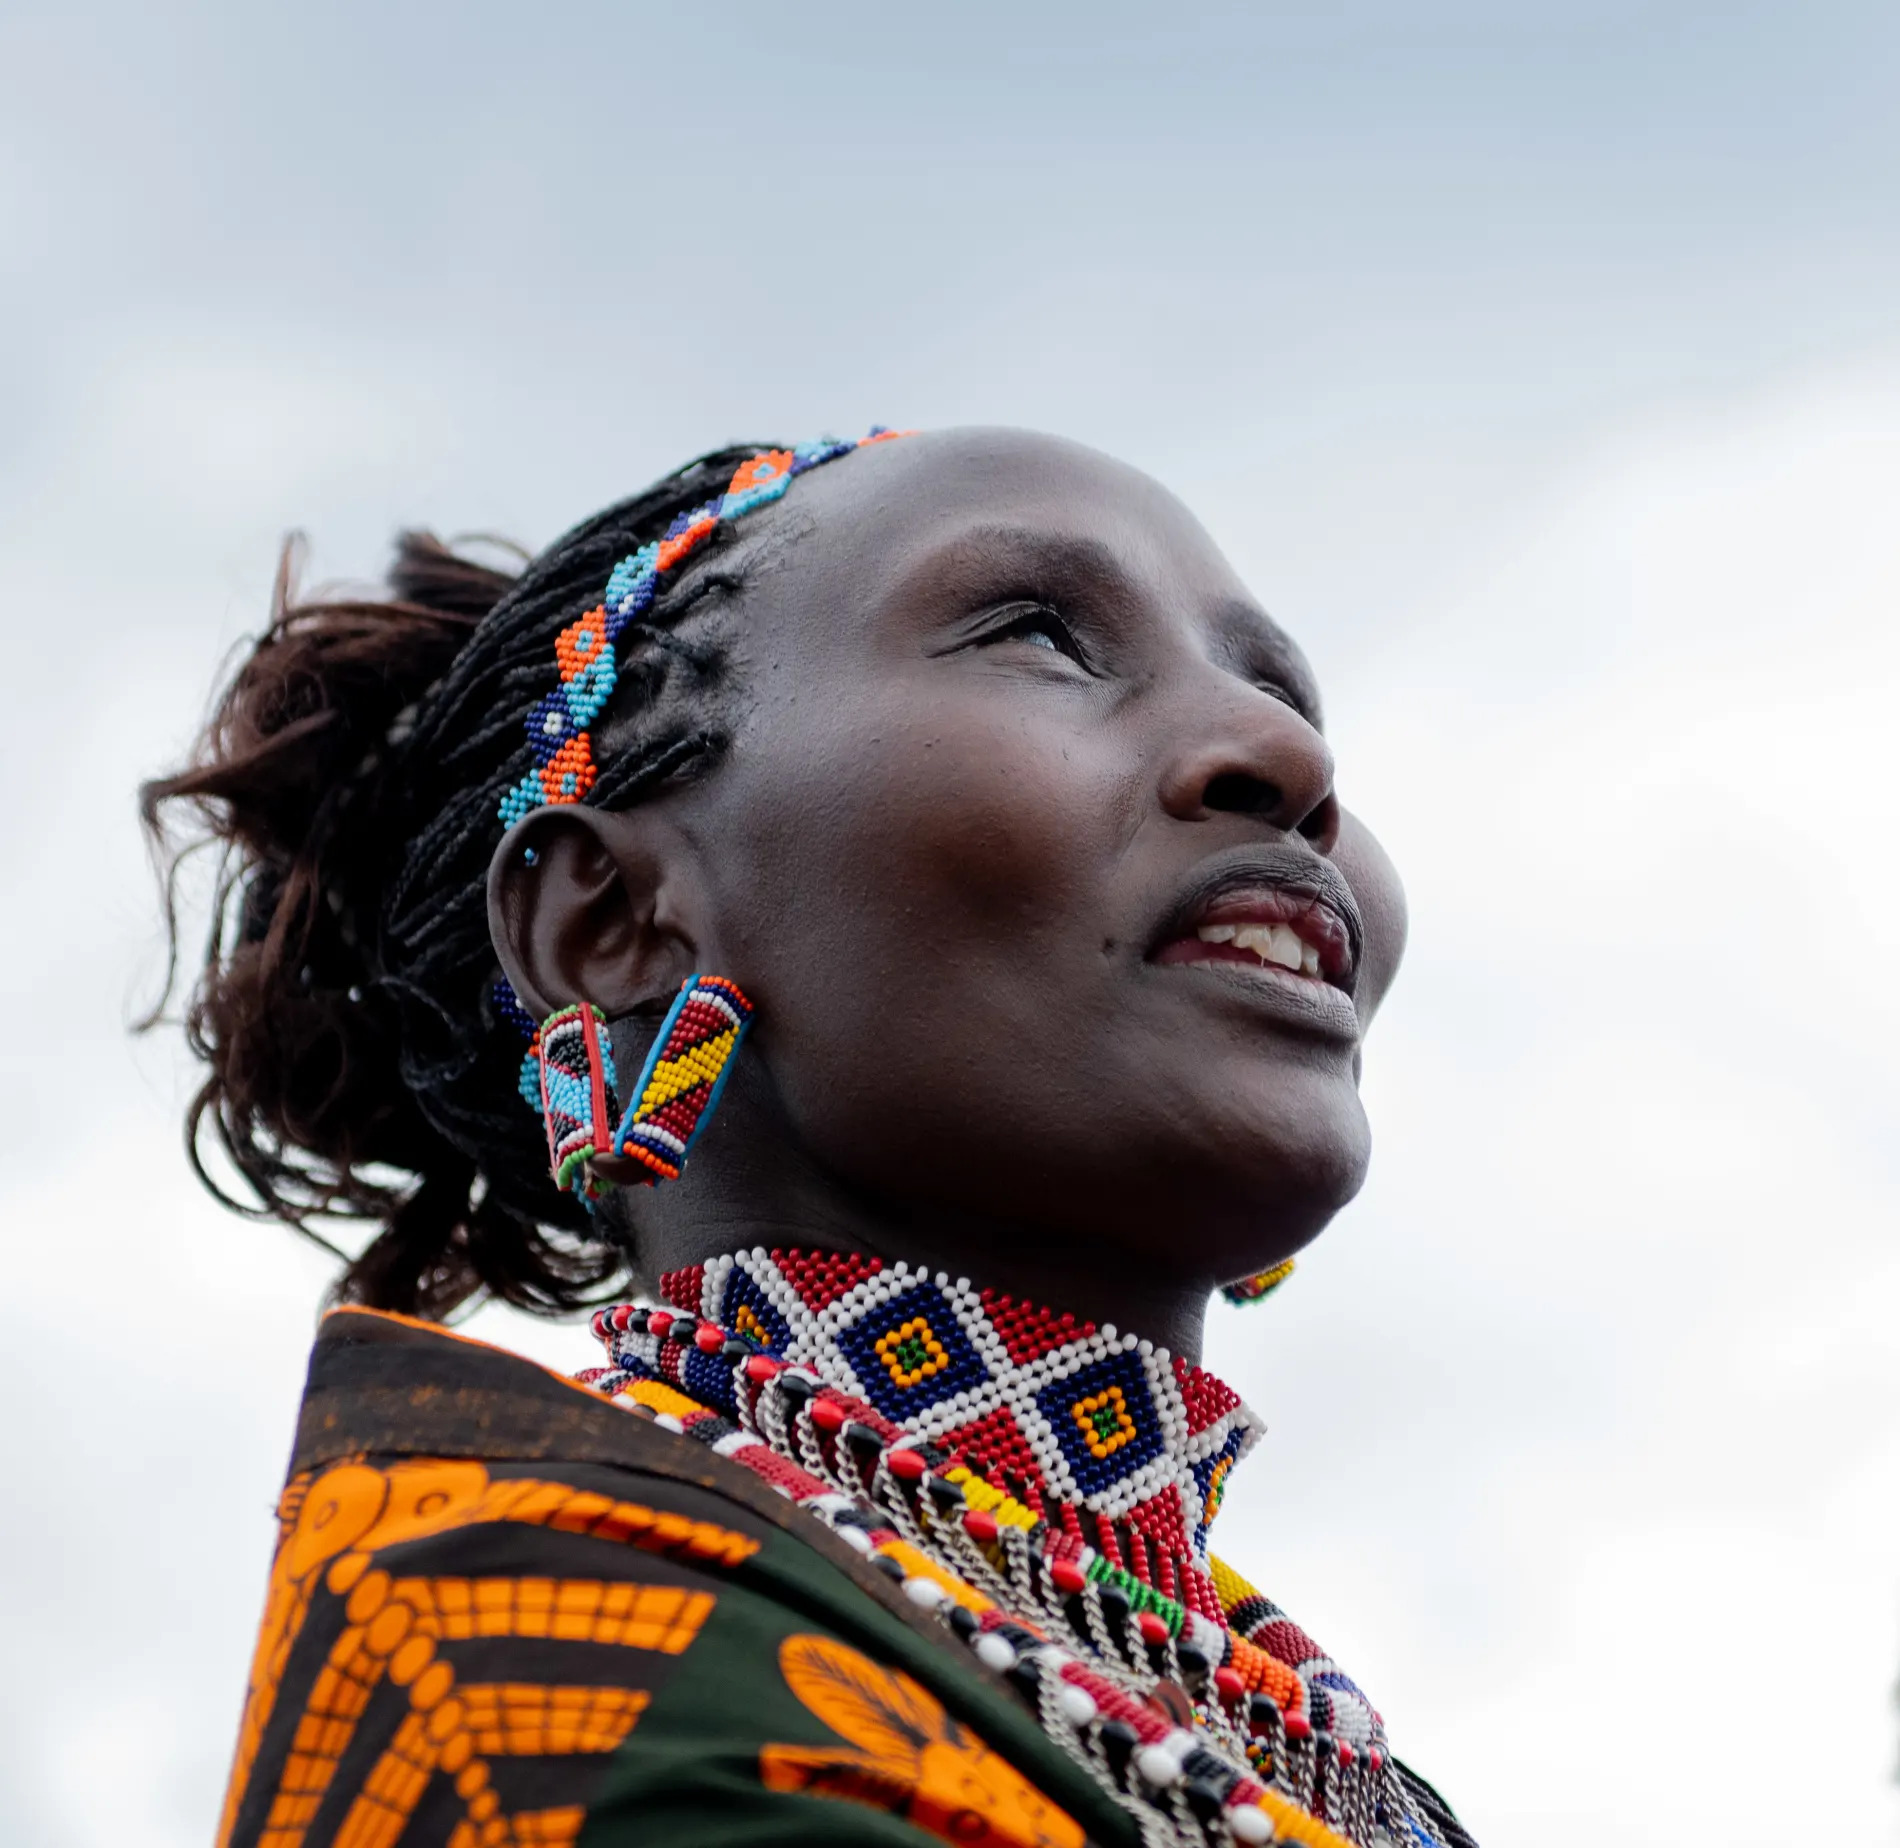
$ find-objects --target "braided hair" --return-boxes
[142,444,779,1320]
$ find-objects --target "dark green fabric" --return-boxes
[250,1309,1135,1848]
[579,1567,961,1848]
[581,1529,1128,1847]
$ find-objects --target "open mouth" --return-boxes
[1148,869,1359,997]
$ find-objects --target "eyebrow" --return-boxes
[909,524,1133,598]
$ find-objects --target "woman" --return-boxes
[146,429,1472,1848]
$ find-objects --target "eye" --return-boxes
[981,601,1089,667]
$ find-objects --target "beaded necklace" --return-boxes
[579,1248,1449,1848]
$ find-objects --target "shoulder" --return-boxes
[217,1308,1124,1848]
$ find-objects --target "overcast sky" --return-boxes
[3,5,1898,1844]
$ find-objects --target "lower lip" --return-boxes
[1150,942,1361,1041]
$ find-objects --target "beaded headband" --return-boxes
[497,428,910,832]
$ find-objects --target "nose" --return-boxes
[1158,688,1341,853]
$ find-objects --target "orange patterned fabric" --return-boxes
[762,1634,1085,1848]
[331,1685,648,1848]
[219,1457,754,1848]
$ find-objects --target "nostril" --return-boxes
[1203,772,1281,816]
[1299,792,1340,848]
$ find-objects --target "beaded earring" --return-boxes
[1219,1258,1295,1306]
[528,976,754,1200]
[609,975,753,1184]
[529,1002,623,1204]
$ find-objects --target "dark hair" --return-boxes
[141,445,775,1319]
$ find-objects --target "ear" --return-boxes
[486,805,697,1023]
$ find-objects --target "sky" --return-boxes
[2,3,1897,1843]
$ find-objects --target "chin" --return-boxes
[1151,1090,1374,1274]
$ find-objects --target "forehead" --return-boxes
[756,427,1255,609]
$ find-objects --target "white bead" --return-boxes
[1055,1685,1097,1727]
[1226,1806,1274,1843]
[838,1526,874,1554]
[904,1576,947,1609]
[1134,1745,1184,1787]
[974,1634,1016,1672]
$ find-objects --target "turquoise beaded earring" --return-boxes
[528,1002,622,1203]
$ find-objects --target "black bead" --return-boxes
[1099,1719,1138,1780]
[871,1552,905,1582]
[925,1475,966,1514]
[776,1372,815,1403]
[1182,1778,1226,1824]
[1098,1586,1130,1627]
[720,1338,751,1362]
[1005,1656,1042,1698]
[948,1603,980,1639]
[1247,1694,1280,1731]
[1176,1642,1209,1677]
[843,1422,884,1462]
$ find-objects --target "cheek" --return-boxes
[707,675,1127,1157]
[756,675,1117,942]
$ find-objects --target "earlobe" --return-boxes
[485,806,692,1022]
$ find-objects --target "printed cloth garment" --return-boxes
[218,1304,1472,1848]
[219,1308,1121,1848]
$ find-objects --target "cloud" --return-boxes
[4,10,1898,1841]
[1204,356,1900,1843]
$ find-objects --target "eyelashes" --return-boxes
[977,601,1090,668]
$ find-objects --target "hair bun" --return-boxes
[140,532,568,1318]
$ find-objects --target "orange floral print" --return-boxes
[761,1634,1083,1848]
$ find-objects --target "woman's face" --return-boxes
[543,429,1406,1290]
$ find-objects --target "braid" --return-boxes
[144,444,783,1319]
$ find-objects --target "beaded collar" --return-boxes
[579,1248,1444,1848]
[617,1248,1257,1610]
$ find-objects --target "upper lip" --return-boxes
[1148,848,1363,993]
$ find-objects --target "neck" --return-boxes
[619,1103,1215,1363]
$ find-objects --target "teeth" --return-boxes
[1198,920,1319,976]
